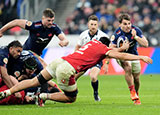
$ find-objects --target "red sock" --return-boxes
[129,85,136,92]
[136,92,139,96]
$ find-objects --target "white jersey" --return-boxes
[77,29,109,46]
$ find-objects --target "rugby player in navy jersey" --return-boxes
[0,8,69,56]
[0,37,152,106]
[0,51,61,105]
[110,13,149,105]
[0,40,23,98]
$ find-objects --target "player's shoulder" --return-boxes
[0,46,9,55]
[79,30,89,38]
[80,30,89,35]
[97,29,109,37]
[132,25,142,32]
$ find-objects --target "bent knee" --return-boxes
[67,97,76,103]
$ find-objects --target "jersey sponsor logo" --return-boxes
[3,58,8,64]
[26,21,32,26]
[36,37,49,43]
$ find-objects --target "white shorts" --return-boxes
[117,60,141,73]
[46,58,77,92]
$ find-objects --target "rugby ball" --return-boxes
[117,35,128,48]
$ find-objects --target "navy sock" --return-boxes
[91,80,99,94]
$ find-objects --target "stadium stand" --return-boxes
[64,0,160,46]
[0,0,160,46]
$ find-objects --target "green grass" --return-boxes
[0,74,160,115]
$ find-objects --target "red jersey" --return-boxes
[62,39,111,72]
[0,85,25,105]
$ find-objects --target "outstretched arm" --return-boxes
[0,66,15,88]
[108,50,152,64]
[0,19,27,37]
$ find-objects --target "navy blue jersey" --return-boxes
[23,20,62,55]
[112,25,143,55]
[0,46,9,67]
[7,50,43,79]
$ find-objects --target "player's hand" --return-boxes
[25,96,33,102]
[0,31,3,37]
[18,75,28,81]
[140,56,153,64]
[59,40,69,47]
[131,29,137,38]
[14,92,22,98]
[103,63,109,74]
[121,40,129,51]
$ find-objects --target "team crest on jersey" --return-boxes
[48,33,52,37]
[26,21,32,26]
[116,30,121,35]
[111,35,115,41]
[14,71,20,78]
[61,79,66,84]
[3,58,8,64]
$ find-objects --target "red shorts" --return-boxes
[0,85,25,105]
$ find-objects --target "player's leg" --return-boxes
[118,60,139,101]
[40,90,77,103]
[74,71,85,81]
[90,61,102,101]
[0,69,52,99]
[132,60,141,105]
[39,59,77,103]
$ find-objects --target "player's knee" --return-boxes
[134,77,140,83]
[90,76,97,82]
[64,89,78,103]
[124,67,132,73]
[37,73,48,85]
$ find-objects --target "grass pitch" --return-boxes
[0,74,160,115]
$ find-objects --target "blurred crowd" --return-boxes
[1,0,160,46]
[64,0,160,46]
[0,0,23,34]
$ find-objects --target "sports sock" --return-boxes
[39,93,50,100]
[129,85,136,92]
[91,80,98,94]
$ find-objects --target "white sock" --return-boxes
[39,93,50,100]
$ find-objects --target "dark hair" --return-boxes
[8,40,22,48]
[43,8,55,18]
[99,37,110,47]
[24,57,37,70]
[88,15,98,22]
[118,13,131,23]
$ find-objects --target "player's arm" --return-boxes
[103,58,110,74]
[74,44,81,51]
[0,66,16,88]
[107,50,152,64]
[109,39,129,52]
[132,29,148,47]
[57,33,69,47]
[0,19,27,37]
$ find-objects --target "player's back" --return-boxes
[62,40,110,72]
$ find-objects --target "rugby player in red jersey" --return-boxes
[0,37,152,105]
